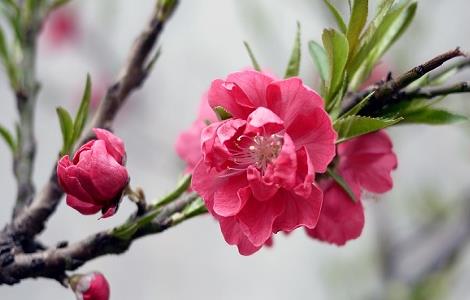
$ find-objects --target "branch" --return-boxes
[11,3,44,218]
[0,193,205,285]
[341,48,465,115]
[400,81,470,100]
[4,0,179,244]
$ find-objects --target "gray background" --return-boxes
[1,0,470,299]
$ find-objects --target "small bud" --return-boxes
[70,272,110,300]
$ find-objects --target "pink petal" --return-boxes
[219,217,262,256]
[175,120,206,172]
[72,140,94,164]
[93,128,126,164]
[66,195,102,215]
[236,195,284,247]
[293,146,315,198]
[285,107,336,173]
[266,77,324,127]
[76,140,128,200]
[245,107,284,135]
[272,133,297,189]
[306,180,364,246]
[197,91,217,122]
[247,166,278,200]
[272,186,323,233]
[339,130,397,193]
[208,79,253,119]
[226,70,275,107]
[213,174,249,217]
[100,203,119,219]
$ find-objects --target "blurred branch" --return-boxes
[0,193,205,285]
[11,1,45,218]
[375,196,470,297]
[341,48,466,115]
[401,81,470,100]
[3,0,179,249]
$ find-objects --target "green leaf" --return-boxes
[322,0,347,33]
[322,28,349,104]
[284,22,301,78]
[402,108,467,125]
[349,2,417,89]
[213,106,232,121]
[308,40,329,82]
[243,41,261,71]
[72,74,92,143]
[327,168,357,202]
[334,115,402,143]
[341,91,374,118]
[347,0,368,54]
[0,124,16,152]
[56,107,74,155]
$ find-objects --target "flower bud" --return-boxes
[70,272,110,300]
[57,128,129,218]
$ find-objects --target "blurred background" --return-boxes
[1,0,470,299]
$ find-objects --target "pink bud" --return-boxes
[71,272,110,300]
[57,128,129,218]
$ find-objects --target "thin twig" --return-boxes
[0,193,204,285]
[11,3,44,218]
[341,48,465,115]
[4,1,179,246]
[401,81,470,100]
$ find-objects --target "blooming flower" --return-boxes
[57,128,129,218]
[307,130,397,245]
[175,92,217,172]
[192,70,337,255]
[71,272,110,300]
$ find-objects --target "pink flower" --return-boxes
[307,130,397,245]
[71,272,110,300]
[41,7,79,48]
[57,128,129,218]
[175,92,217,172]
[192,70,337,255]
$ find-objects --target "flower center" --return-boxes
[232,133,283,172]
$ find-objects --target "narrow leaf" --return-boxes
[341,91,374,118]
[327,168,357,202]
[243,41,261,71]
[0,124,16,152]
[334,115,402,143]
[347,0,368,54]
[56,107,74,155]
[308,40,329,81]
[284,22,301,78]
[322,28,349,103]
[213,106,232,121]
[72,74,92,143]
[402,108,467,125]
[322,0,348,33]
[349,2,417,89]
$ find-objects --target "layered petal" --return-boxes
[237,195,284,247]
[272,186,322,233]
[219,217,262,256]
[339,130,397,193]
[93,128,126,164]
[306,180,364,246]
[66,195,101,215]
[226,70,275,107]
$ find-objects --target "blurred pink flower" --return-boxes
[175,92,217,172]
[192,70,337,255]
[307,130,397,245]
[41,7,79,48]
